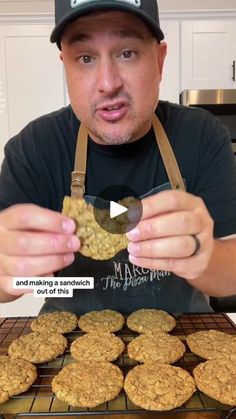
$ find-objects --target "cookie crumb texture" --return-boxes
[52,361,124,407]
[71,332,125,362]
[30,311,78,334]
[124,363,196,411]
[187,330,236,361]
[128,332,185,363]
[193,359,236,406]
[62,196,129,260]
[0,356,37,404]
[8,332,67,364]
[78,309,124,333]
[127,309,176,333]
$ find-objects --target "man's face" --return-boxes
[60,11,167,145]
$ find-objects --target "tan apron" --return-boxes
[71,114,185,198]
[40,113,212,314]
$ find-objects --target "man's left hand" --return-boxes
[126,190,214,280]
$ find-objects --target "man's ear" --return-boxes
[158,42,167,75]
[157,41,167,81]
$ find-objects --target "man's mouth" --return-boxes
[97,102,129,122]
[104,104,123,111]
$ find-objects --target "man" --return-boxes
[0,0,236,313]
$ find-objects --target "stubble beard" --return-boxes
[87,108,156,145]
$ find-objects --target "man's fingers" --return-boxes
[0,231,80,256]
[128,236,197,259]
[127,212,202,241]
[0,273,54,298]
[0,253,75,277]
[128,255,205,281]
[141,190,202,220]
[0,277,33,297]
[0,204,76,234]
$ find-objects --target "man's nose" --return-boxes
[96,58,123,94]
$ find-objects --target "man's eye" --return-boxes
[121,50,136,59]
[79,55,92,64]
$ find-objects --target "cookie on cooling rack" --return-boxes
[52,361,124,407]
[0,356,37,405]
[70,332,125,362]
[127,332,185,364]
[186,330,236,361]
[78,309,124,333]
[124,362,196,411]
[30,311,78,334]
[193,359,236,406]
[8,331,67,364]
[127,309,176,333]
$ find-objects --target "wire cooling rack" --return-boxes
[0,313,236,419]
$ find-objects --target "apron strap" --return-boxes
[71,123,88,198]
[71,113,185,198]
[152,114,186,191]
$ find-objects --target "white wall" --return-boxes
[158,0,236,11]
[0,0,236,14]
[0,1,54,14]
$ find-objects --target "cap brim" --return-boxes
[50,1,164,47]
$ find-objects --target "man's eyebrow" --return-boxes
[110,28,145,40]
[66,28,145,45]
[67,33,92,45]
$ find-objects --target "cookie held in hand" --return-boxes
[62,196,130,260]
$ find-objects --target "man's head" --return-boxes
[51,0,164,49]
[51,1,167,145]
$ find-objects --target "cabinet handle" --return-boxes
[233,60,236,82]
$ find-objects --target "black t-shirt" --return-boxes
[1,101,236,313]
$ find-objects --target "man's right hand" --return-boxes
[0,204,80,301]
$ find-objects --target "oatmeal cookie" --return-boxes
[127,309,176,333]
[30,311,78,334]
[193,359,236,406]
[62,196,130,260]
[127,332,185,364]
[186,330,236,361]
[52,361,124,407]
[78,310,124,333]
[0,355,37,405]
[8,331,67,364]
[124,362,196,410]
[70,332,124,362]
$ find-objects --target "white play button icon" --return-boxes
[93,185,143,234]
[110,201,128,219]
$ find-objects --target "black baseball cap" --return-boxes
[50,0,164,49]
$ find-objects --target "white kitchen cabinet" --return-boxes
[0,24,66,163]
[159,21,180,104]
[181,21,236,90]
[0,24,66,316]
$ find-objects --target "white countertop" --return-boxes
[226,313,236,324]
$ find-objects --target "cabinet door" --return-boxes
[0,24,66,163]
[159,21,180,104]
[181,21,236,90]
